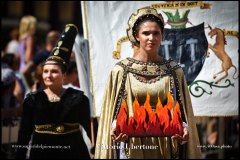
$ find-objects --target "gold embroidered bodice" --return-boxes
[118,57,179,107]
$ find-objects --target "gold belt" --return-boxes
[34,123,80,134]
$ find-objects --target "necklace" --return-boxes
[49,95,60,102]
[48,89,65,102]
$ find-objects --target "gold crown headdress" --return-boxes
[126,7,164,46]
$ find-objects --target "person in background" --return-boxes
[1,67,23,123]
[16,24,91,159]
[1,67,17,109]
[95,7,201,159]
[2,53,23,106]
[63,60,80,90]
[5,26,19,56]
[18,15,37,73]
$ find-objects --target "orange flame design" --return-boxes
[116,92,183,137]
[171,101,183,136]
[167,92,174,111]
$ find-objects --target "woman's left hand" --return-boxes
[171,128,189,145]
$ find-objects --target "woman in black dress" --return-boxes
[16,24,91,159]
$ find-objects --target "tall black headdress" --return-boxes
[46,24,78,65]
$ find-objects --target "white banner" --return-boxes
[73,35,94,117]
[81,1,238,117]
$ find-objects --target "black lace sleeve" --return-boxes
[16,93,35,159]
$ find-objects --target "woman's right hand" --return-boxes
[110,120,128,142]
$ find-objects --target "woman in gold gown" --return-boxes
[95,7,201,159]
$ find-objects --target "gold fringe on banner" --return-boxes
[150,1,211,10]
[112,36,129,59]
[223,29,239,38]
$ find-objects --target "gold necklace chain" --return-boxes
[49,95,60,102]
[48,89,65,102]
